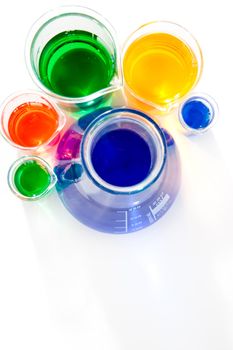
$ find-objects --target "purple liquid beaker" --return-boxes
[55,108,181,233]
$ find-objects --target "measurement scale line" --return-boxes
[125,211,128,233]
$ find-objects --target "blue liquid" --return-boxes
[181,98,213,130]
[91,129,152,187]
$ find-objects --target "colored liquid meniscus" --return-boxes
[39,30,115,98]
[91,129,152,187]
[123,33,199,107]
[181,98,214,130]
[8,102,59,147]
[14,160,51,197]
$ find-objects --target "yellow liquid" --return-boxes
[123,33,199,108]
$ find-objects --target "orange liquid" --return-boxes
[8,102,59,147]
[123,33,199,108]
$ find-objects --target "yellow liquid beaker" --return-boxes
[123,21,203,114]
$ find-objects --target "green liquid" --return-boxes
[14,160,51,197]
[39,30,115,98]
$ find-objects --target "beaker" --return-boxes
[123,21,203,114]
[25,6,122,117]
[178,93,218,135]
[8,156,57,200]
[0,90,66,152]
[55,108,181,233]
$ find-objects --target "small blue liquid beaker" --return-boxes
[179,93,218,134]
[54,108,181,233]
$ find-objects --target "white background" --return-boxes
[0,0,233,349]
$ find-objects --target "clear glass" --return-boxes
[178,92,218,135]
[0,90,66,151]
[8,156,57,201]
[54,108,181,233]
[25,6,122,116]
[122,21,203,114]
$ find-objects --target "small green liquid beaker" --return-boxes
[8,156,57,200]
[26,6,122,117]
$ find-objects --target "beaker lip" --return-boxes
[25,5,123,104]
[81,108,167,195]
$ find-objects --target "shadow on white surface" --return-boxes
[19,122,233,349]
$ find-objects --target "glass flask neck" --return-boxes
[81,108,167,195]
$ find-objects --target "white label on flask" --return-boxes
[149,193,170,219]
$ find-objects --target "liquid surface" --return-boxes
[181,98,213,130]
[91,129,152,187]
[39,30,115,98]
[123,33,199,107]
[8,102,59,147]
[14,160,51,197]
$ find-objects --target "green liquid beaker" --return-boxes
[8,156,57,200]
[26,6,122,117]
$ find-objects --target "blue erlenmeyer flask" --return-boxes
[55,108,181,233]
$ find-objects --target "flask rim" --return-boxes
[81,108,167,195]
